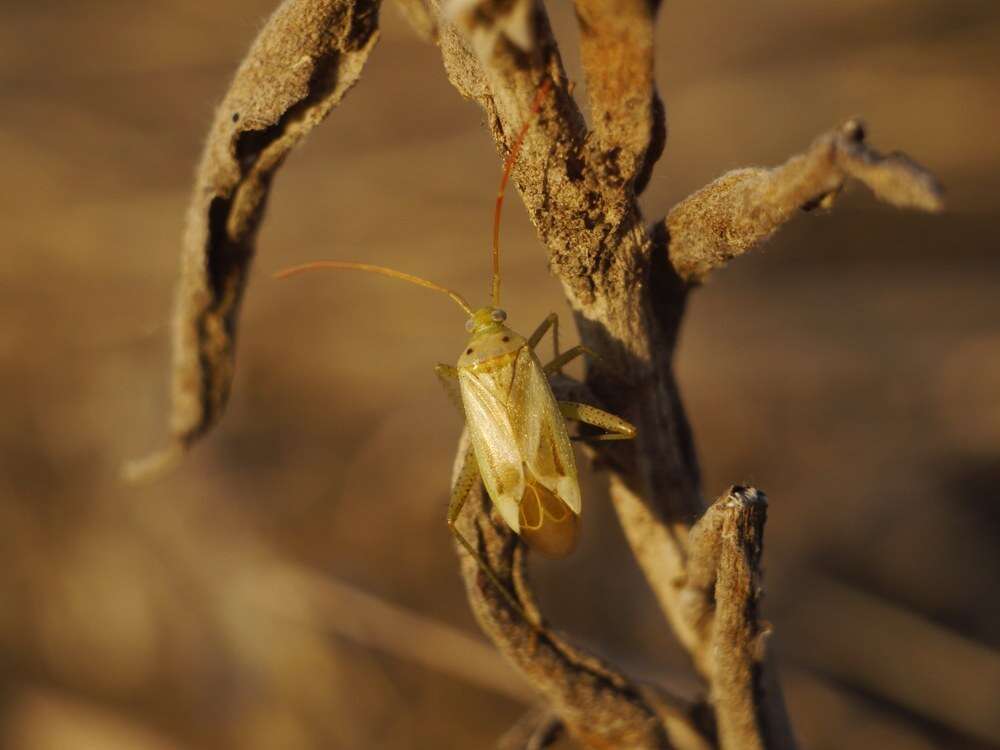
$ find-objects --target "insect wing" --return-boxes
[458,366,525,532]
[518,477,579,558]
[507,348,581,514]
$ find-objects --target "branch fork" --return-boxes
[137,0,944,746]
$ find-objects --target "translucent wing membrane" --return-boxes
[458,367,524,532]
[507,348,580,514]
[458,343,581,553]
[518,480,579,559]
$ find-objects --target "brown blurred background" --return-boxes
[2,1,998,748]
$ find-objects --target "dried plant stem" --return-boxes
[666,119,943,283]
[450,432,705,749]
[423,2,938,747]
[497,707,564,750]
[143,0,945,746]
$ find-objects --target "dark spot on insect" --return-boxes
[502,336,510,342]
[466,348,473,354]
[232,112,240,123]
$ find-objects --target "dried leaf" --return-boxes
[127,0,381,480]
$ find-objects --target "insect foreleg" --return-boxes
[447,444,534,622]
[434,363,464,413]
[558,401,637,442]
[527,312,560,363]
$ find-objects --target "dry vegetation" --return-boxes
[134,0,941,745]
[1,1,999,749]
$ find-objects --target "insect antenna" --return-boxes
[275,260,475,316]
[491,78,553,308]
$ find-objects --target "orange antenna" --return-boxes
[276,260,475,317]
[492,78,553,308]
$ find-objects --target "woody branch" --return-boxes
[147,0,944,746]
[422,0,940,747]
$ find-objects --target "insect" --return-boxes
[277,80,635,605]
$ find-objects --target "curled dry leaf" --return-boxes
[126,0,380,481]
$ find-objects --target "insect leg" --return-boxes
[558,401,637,441]
[447,444,534,621]
[527,312,560,362]
[542,345,601,375]
[434,364,464,413]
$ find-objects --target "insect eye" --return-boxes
[491,309,507,322]
[465,319,476,332]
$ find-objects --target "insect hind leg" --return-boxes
[558,401,636,442]
[447,444,536,624]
